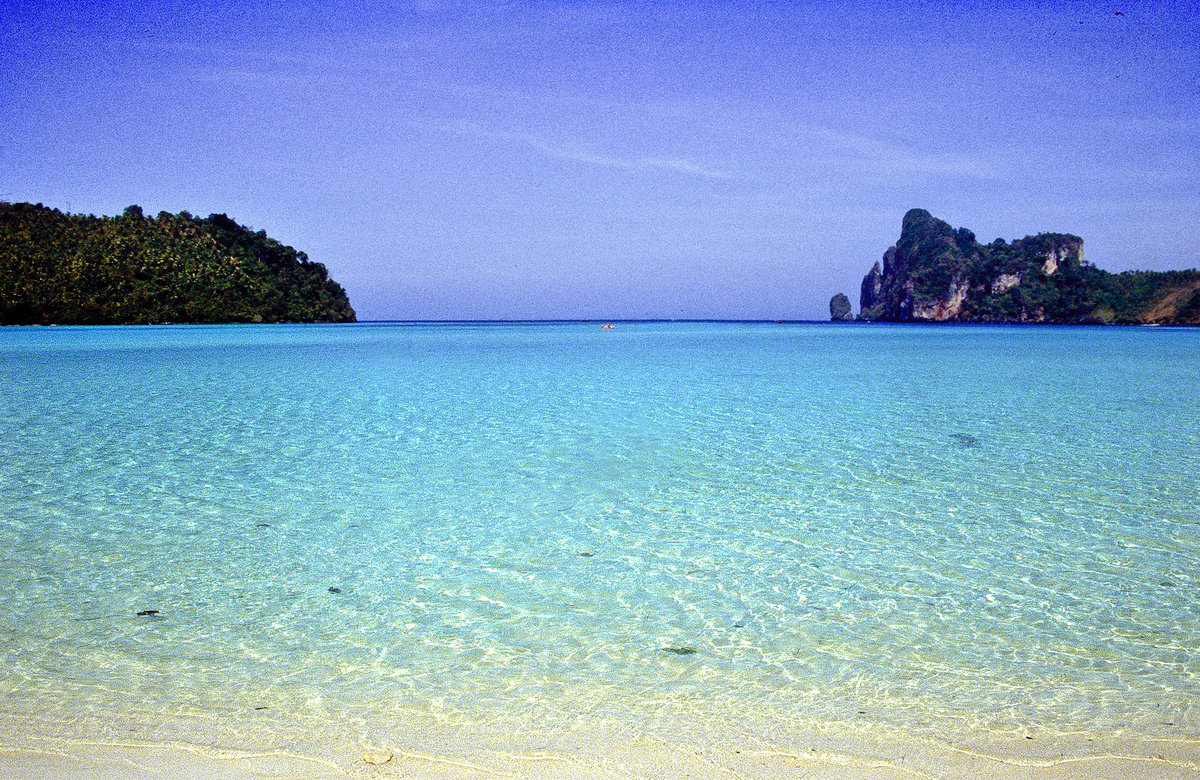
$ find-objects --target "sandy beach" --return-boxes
[3,719,1199,779]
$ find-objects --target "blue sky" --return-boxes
[3,0,1198,320]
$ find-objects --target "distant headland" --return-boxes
[832,208,1200,325]
[0,202,355,325]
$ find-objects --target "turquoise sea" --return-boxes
[1,322,1198,772]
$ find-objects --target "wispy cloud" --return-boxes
[1099,117,1200,135]
[443,121,733,180]
[807,126,1004,181]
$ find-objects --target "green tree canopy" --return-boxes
[0,202,356,325]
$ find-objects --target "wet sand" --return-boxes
[3,721,1198,779]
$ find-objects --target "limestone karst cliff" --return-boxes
[851,209,1200,325]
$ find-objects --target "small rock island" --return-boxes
[0,202,355,325]
[832,208,1200,325]
[828,292,853,321]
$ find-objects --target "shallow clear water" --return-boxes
[1,322,1198,751]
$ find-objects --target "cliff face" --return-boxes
[0,202,356,325]
[856,209,1200,325]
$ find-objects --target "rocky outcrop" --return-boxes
[990,273,1021,295]
[829,292,853,321]
[860,260,883,312]
[853,209,1200,325]
[912,276,970,320]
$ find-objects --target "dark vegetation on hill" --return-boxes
[842,209,1200,325]
[0,202,355,325]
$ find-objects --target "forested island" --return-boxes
[832,209,1200,325]
[0,202,355,325]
